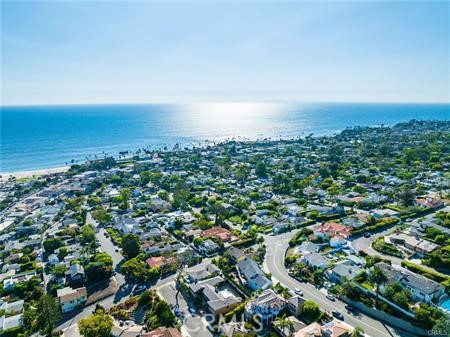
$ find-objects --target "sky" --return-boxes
[1,1,449,105]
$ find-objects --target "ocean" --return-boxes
[1,102,449,172]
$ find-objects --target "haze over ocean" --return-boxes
[1,102,449,172]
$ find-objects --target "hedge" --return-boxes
[372,237,403,258]
[231,237,256,248]
[224,302,246,321]
[352,218,399,236]
[401,261,450,286]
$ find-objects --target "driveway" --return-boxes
[157,260,214,337]
[96,227,124,269]
[352,206,449,268]
[263,231,416,337]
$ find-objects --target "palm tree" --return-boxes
[340,276,353,297]
[351,327,365,337]
[369,266,387,308]
[274,314,294,337]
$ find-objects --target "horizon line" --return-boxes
[2,100,450,108]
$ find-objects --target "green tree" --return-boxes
[85,252,113,284]
[369,266,388,308]
[78,306,113,337]
[398,186,415,207]
[120,258,159,283]
[120,188,131,209]
[146,300,177,330]
[91,207,112,224]
[80,224,96,246]
[43,238,63,254]
[173,180,190,210]
[302,300,321,322]
[52,264,67,278]
[274,314,294,337]
[209,203,228,225]
[235,163,250,185]
[36,294,61,337]
[351,327,365,337]
[255,161,268,179]
[121,233,141,259]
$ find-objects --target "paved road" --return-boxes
[156,259,213,337]
[352,226,404,266]
[59,270,177,332]
[96,227,124,269]
[158,281,213,337]
[263,231,415,337]
[59,228,126,331]
[352,206,450,268]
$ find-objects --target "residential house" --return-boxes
[176,246,197,265]
[342,217,364,229]
[371,208,398,219]
[273,222,289,234]
[57,286,87,313]
[296,242,320,255]
[330,236,347,248]
[312,222,352,239]
[143,327,182,337]
[199,239,221,256]
[115,216,141,234]
[287,295,305,317]
[0,314,22,332]
[387,233,438,256]
[245,289,287,326]
[220,322,249,337]
[48,253,59,266]
[65,263,85,286]
[202,227,233,243]
[375,262,445,304]
[328,260,363,283]
[185,263,220,283]
[274,316,307,337]
[3,271,36,290]
[237,257,272,291]
[294,320,351,337]
[227,247,246,263]
[414,197,444,209]
[146,256,178,273]
[302,253,329,270]
[0,299,24,315]
[188,276,242,315]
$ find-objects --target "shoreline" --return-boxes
[0,166,70,181]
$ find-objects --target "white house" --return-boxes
[57,286,87,313]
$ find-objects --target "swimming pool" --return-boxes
[439,298,450,311]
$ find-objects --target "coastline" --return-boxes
[0,166,70,181]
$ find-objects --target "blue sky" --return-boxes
[1,1,449,105]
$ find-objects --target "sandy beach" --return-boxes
[0,166,70,181]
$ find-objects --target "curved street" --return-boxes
[263,230,416,337]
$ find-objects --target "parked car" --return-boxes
[332,310,344,320]
[363,233,371,238]
[345,304,356,313]
[294,288,303,296]
[133,285,146,294]
[326,294,336,301]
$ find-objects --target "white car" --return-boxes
[326,294,336,301]
[294,288,303,296]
